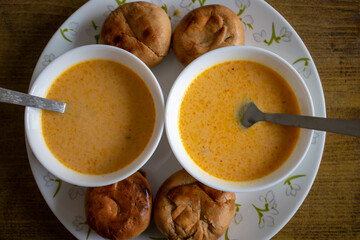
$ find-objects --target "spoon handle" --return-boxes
[265,113,360,137]
[0,87,66,113]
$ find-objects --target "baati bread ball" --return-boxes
[172,4,245,66]
[100,1,172,68]
[153,169,236,240]
[85,171,152,240]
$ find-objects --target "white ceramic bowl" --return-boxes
[25,44,164,187]
[165,46,314,193]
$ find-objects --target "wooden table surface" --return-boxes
[0,0,358,239]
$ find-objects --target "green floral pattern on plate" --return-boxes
[115,0,126,5]
[43,172,62,198]
[253,22,292,45]
[236,0,254,30]
[86,20,100,44]
[73,216,91,240]
[59,22,79,43]
[293,57,312,78]
[41,53,55,66]
[284,174,306,197]
[252,191,279,229]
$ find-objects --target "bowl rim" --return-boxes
[25,44,164,187]
[165,45,314,193]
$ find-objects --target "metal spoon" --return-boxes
[0,87,66,113]
[240,102,360,137]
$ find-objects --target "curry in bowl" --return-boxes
[179,60,300,182]
[42,59,155,175]
[25,44,164,187]
[165,46,313,192]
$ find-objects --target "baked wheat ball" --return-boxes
[172,4,245,66]
[100,1,172,68]
[85,171,152,240]
[153,169,236,240]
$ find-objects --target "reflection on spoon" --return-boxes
[0,87,66,113]
[240,102,360,137]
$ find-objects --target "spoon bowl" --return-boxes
[166,45,315,192]
[25,44,164,187]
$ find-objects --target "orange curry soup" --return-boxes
[179,60,301,181]
[42,59,155,175]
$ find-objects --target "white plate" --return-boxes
[26,0,326,239]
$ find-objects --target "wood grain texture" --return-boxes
[0,0,358,239]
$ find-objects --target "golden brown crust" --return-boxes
[100,1,171,68]
[85,172,152,240]
[172,4,245,66]
[153,169,236,240]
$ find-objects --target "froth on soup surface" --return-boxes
[179,60,301,182]
[42,59,155,175]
